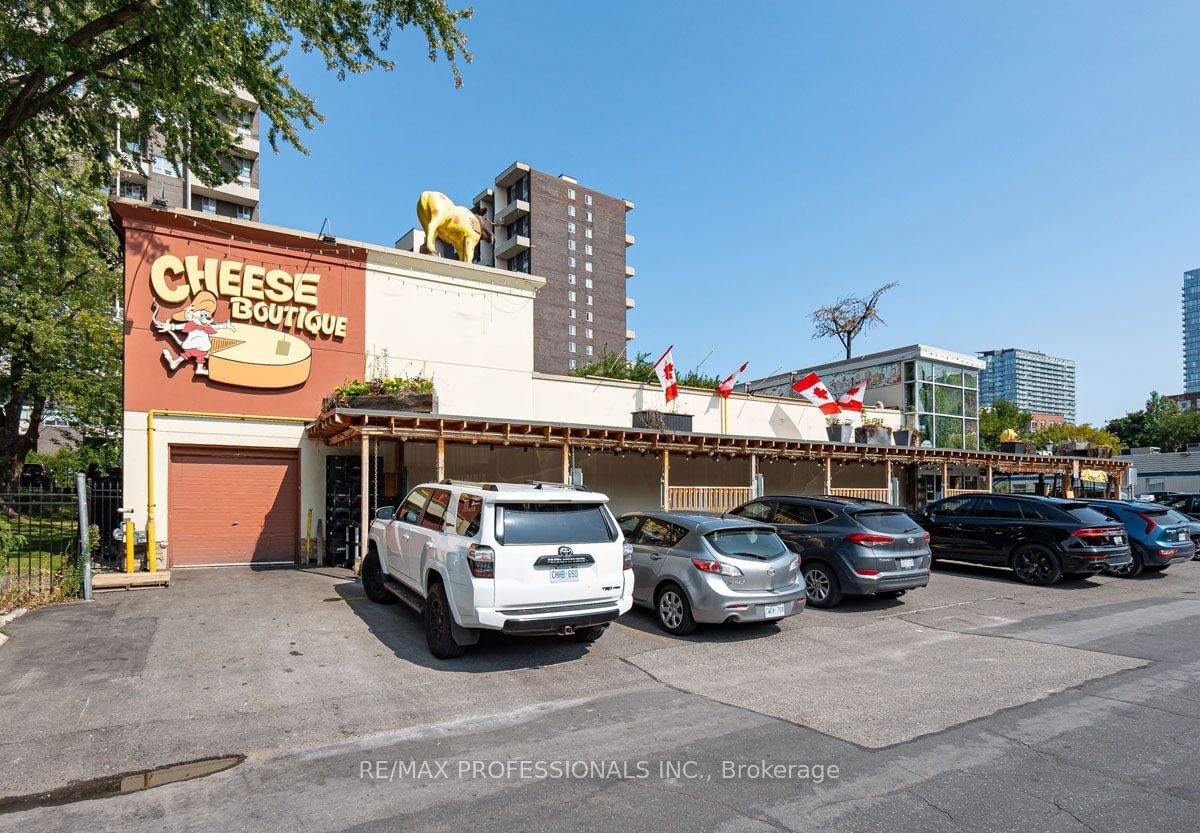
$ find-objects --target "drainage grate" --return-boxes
[0,755,245,814]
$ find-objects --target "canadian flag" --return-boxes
[837,384,865,412]
[792,371,841,415]
[653,345,679,402]
[717,362,749,400]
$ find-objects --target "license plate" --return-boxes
[1114,536,1124,544]
[764,603,785,618]
[899,558,915,569]
[550,568,578,583]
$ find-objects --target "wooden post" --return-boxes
[358,436,369,573]
[884,459,893,504]
[1063,469,1075,499]
[562,442,571,484]
[1037,472,1045,496]
[941,461,949,498]
[750,452,759,495]
[986,464,994,493]
[661,450,671,510]
[435,436,446,482]
[824,456,833,494]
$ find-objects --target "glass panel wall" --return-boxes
[903,359,981,449]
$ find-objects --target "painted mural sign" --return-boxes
[149,254,350,389]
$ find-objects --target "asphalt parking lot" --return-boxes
[3,559,1200,831]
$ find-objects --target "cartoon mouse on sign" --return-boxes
[154,290,235,377]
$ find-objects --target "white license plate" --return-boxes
[550,568,579,583]
[764,603,786,618]
[1114,536,1124,544]
[899,558,916,569]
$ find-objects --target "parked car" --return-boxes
[1138,491,1183,504]
[1160,493,1200,519]
[918,494,1132,586]
[618,511,806,634]
[724,495,931,608]
[363,481,633,659]
[1085,500,1195,576]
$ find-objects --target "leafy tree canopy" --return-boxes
[979,400,1032,451]
[1,0,473,191]
[1105,392,1200,452]
[1027,422,1123,453]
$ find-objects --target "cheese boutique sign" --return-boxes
[148,254,352,390]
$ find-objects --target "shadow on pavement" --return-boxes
[931,558,1108,590]
[616,605,786,643]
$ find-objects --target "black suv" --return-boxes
[919,493,1133,586]
[726,495,931,608]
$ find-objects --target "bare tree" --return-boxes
[810,282,898,359]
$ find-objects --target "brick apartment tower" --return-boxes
[474,162,635,375]
[112,88,262,221]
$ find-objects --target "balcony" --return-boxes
[191,178,259,206]
[623,199,635,212]
[625,264,635,279]
[626,297,635,309]
[494,199,530,227]
[495,233,531,261]
[626,329,635,341]
[495,161,532,189]
[625,233,635,247]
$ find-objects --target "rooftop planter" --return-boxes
[632,410,693,432]
[826,417,854,443]
[1001,440,1037,454]
[855,418,894,447]
[893,427,923,448]
[322,377,437,415]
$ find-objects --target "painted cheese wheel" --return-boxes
[206,324,312,389]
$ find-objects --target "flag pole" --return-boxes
[721,396,728,434]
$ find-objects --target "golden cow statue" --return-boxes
[416,191,494,263]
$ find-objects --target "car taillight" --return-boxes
[1071,527,1121,539]
[1132,512,1157,534]
[844,532,894,547]
[622,541,633,570]
[854,568,881,577]
[691,558,743,577]
[467,544,495,578]
[1161,549,1177,557]
[922,531,931,542]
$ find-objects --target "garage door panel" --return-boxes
[168,446,299,566]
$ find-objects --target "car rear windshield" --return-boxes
[496,502,614,545]
[1165,509,1192,525]
[853,509,922,535]
[705,528,787,560]
[1061,504,1118,526]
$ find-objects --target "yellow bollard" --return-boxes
[124,520,135,573]
[306,509,313,563]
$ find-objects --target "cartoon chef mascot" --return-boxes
[154,290,235,377]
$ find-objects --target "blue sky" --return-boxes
[264,1,1200,425]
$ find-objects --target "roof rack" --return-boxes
[527,480,592,492]
[438,479,499,491]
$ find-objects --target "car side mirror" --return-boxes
[375,506,395,521]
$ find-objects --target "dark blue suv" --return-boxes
[1085,500,1195,577]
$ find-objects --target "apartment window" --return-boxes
[119,181,147,200]
[568,256,576,267]
[568,273,576,285]
[568,240,576,251]
[197,196,217,213]
[569,308,577,319]
[235,156,253,182]
[507,250,531,273]
[236,204,252,220]
[585,328,593,339]
[585,261,593,272]
[509,215,530,238]
[121,135,141,156]
[585,311,593,322]
[151,156,178,177]
[586,295,593,306]
[569,324,577,336]
[585,227,593,239]
[586,345,594,356]
[568,205,576,217]
[568,188,576,200]
[585,211,593,222]
[584,244,593,255]
[585,277,593,289]
[568,342,577,353]
[568,290,576,302]
[569,359,578,370]
[584,194,592,206]
[567,222,575,234]
[507,176,529,203]
[237,109,253,133]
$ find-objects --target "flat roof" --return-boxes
[745,344,985,392]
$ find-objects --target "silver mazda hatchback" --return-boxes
[618,511,807,635]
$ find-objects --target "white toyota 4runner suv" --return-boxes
[362,481,634,658]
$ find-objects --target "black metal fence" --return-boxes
[0,478,122,600]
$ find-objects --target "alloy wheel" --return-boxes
[659,591,684,630]
[1015,550,1055,584]
[429,597,447,641]
[805,568,830,602]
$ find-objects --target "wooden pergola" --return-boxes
[308,408,1131,568]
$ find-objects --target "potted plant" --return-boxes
[632,410,693,432]
[854,416,894,447]
[825,416,854,443]
[322,376,437,414]
[893,424,922,447]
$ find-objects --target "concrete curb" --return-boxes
[0,606,29,648]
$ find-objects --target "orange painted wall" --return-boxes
[116,203,366,418]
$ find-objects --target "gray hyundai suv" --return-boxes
[618,511,807,635]
[726,495,932,608]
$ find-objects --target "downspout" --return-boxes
[144,410,313,569]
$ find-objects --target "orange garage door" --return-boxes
[168,445,300,566]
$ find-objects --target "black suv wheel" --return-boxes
[361,549,396,604]
[1012,545,1062,586]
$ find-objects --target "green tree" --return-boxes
[1,1,473,191]
[1027,422,1123,453]
[571,349,722,390]
[979,400,1031,451]
[1105,392,1200,451]
[0,164,122,493]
